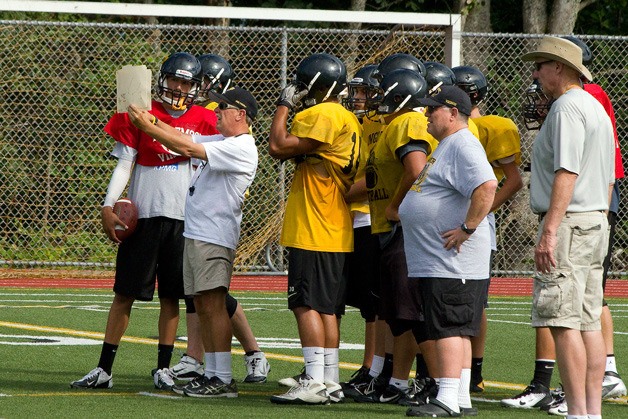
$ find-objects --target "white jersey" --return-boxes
[185,133,258,250]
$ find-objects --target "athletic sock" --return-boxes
[606,354,618,374]
[471,357,483,383]
[98,342,118,375]
[415,353,429,379]
[324,348,339,383]
[532,359,555,388]
[214,351,232,383]
[436,377,461,413]
[381,352,394,379]
[370,355,384,378]
[204,352,216,378]
[303,346,324,383]
[458,369,472,408]
[157,344,174,370]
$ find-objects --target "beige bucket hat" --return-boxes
[521,36,593,82]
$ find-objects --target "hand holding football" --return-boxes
[112,198,138,241]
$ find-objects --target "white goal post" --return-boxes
[1,0,462,66]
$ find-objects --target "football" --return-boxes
[112,198,138,241]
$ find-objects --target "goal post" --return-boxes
[1,0,462,66]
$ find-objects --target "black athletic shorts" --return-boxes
[378,227,422,322]
[114,217,185,301]
[287,247,346,315]
[344,226,381,321]
[602,210,617,307]
[417,277,487,340]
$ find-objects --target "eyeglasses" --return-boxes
[534,60,553,71]
[426,105,448,113]
[218,102,241,111]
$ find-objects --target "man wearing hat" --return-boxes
[521,36,615,417]
[399,85,497,417]
[127,86,259,398]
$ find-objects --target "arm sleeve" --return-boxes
[103,158,133,207]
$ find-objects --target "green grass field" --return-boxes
[0,287,626,418]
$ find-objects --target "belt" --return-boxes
[538,210,605,222]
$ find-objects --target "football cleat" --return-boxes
[500,382,552,409]
[169,354,204,381]
[153,367,175,390]
[340,365,371,390]
[183,375,238,398]
[270,374,330,405]
[278,367,306,387]
[243,352,270,383]
[70,367,112,389]
[602,371,627,399]
[325,381,345,403]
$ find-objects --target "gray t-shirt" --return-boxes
[530,88,615,213]
[398,128,496,280]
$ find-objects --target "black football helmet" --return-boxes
[452,65,489,106]
[372,53,426,82]
[343,64,380,115]
[562,35,593,65]
[197,54,234,97]
[294,53,347,108]
[157,52,202,111]
[423,62,456,93]
[523,79,553,131]
[375,69,428,115]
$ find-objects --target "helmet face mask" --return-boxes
[158,52,202,111]
[373,69,428,115]
[295,53,347,108]
[452,65,489,106]
[197,54,234,100]
[523,79,553,130]
[343,64,380,116]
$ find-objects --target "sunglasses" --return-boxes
[218,102,242,111]
[426,105,448,113]
[534,60,553,71]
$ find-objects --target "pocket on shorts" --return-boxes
[567,223,603,267]
[442,292,474,326]
[533,271,572,318]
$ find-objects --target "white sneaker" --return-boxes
[278,367,306,387]
[602,371,627,399]
[243,352,270,383]
[544,385,567,416]
[70,367,113,389]
[500,382,552,408]
[169,354,204,381]
[153,367,175,390]
[270,374,330,405]
[325,381,345,403]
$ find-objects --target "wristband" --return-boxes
[151,115,158,125]
[461,222,476,235]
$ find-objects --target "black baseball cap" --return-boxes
[419,85,472,116]
[211,86,258,120]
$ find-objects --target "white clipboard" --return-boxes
[116,65,152,113]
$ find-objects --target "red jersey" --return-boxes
[584,83,624,179]
[104,101,218,166]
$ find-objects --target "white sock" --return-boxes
[458,369,472,408]
[567,416,588,419]
[588,415,602,419]
[606,355,618,374]
[436,377,461,413]
[214,351,232,384]
[370,355,384,378]
[204,352,216,378]
[324,348,339,383]
[389,377,409,390]
[303,346,324,383]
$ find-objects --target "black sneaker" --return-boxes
[341,365,370,390]
[350,374,388,402]
[355,382,407,404]
[398,377,438,407]
[470,378,484,393]
[500,381,552,408]
[184,375,238,398]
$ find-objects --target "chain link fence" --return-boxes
[0,20,626,277]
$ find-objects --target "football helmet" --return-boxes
[562,35,593,65]
[197,54,234,96]
[452,65,489,106]
[343,64,380,115]
[157,52,202,111]
[523,79,553,131]
[423,61,456,93]
[372,53,426,82]
[375,68,428,115]
[294,53,347,108]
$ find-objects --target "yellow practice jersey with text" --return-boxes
[350,116,385,215]
[280,102,362,252]
[471,115,521,181]
[367,111,438,234]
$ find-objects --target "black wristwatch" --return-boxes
[461,222,476,235]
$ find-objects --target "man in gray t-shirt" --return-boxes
[522,36,614,417]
